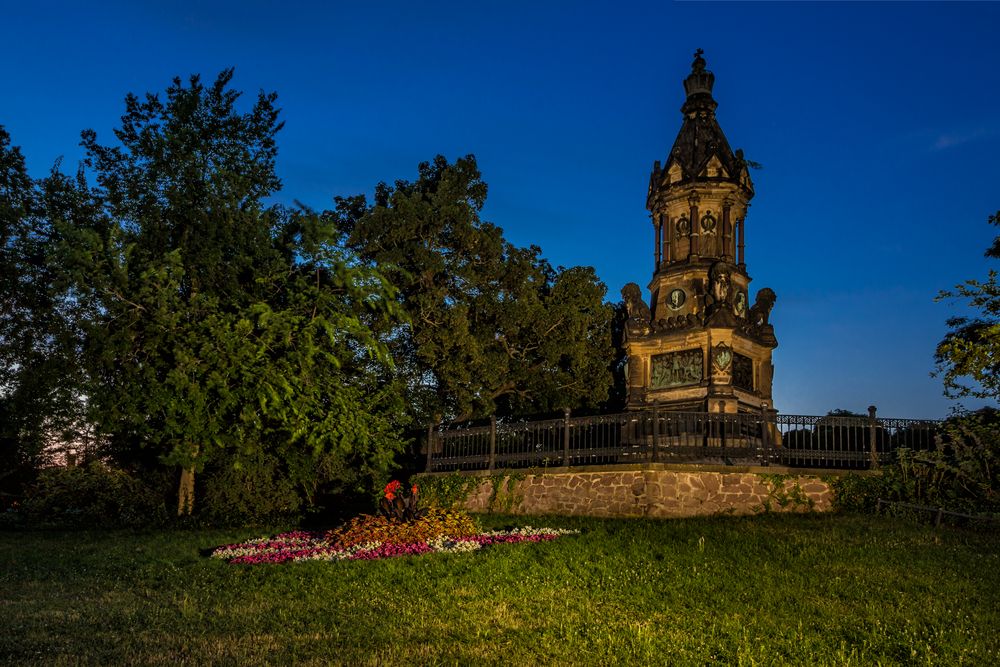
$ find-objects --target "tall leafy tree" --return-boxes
[935,210,1000,400]
[0,126,45,500]
[62,71,406,515]
[338,155,613,423]
[0,127,89,502]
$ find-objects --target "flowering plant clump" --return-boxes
[326,507,478,548]
[379,480,425,522]
[210,525,580,565]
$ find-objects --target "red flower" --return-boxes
[411,484,419,496]
[383,480,402,497]
[385,492,395,501]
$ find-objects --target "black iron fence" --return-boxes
[425,407,941,473]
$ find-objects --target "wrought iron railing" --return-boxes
[425,407,941,473]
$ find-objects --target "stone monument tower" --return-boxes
[622,50,777,415]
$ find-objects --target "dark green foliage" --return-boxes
[17,462,168,528]
[337,155,614,423]
[935,209,1000,399]
[832,410,1000,515]
[64,71,289,508]
[4,71,410,520]
[197,452,304,527]
[0,127,89,505]
[416,472,482,509]
[829,473,887,513]
[6,74,611,525]
[896,410,1000,513]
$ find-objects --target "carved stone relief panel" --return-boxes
[651,349,703,389]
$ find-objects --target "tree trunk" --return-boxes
[177,466,196,517]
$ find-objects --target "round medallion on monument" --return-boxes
[734,292,747,317]
[667,289,686,310]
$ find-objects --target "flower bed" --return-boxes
[211,526,579,565]
[327,507,479,547]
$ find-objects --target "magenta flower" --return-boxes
[210,526,577,565]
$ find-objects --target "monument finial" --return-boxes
[692,49,706,72]
[684,49,714,100]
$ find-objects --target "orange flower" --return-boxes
[411,484,419,495]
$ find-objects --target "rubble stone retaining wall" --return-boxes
[418,464,843,518]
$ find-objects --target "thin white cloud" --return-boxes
[932,127,997,151]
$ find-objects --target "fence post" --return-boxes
[425,422,435,472]
[488,415,497,471]
[759,403,771,467]
[868,405,879,469]
[563,407,571,466]
[651,400,660,463]
[719,400,727,451]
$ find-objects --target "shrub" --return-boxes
[907,412,1000,514]
[831,411,1000,515]
[18,461,168,528]
[198,452,304,527]
[416,472,481,509]
[326,508,478,548]
[830,473,889,513]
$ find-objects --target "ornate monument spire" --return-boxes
[622,52,777,416]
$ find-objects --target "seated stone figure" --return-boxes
[748,288,776,327]
[621,283,651,339]
[743,288,777,345]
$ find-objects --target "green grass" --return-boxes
[2,513,998,665]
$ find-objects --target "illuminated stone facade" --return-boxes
[622,50,777,415]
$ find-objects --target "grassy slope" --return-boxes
[1,514,998,665]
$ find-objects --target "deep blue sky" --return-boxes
[4,2,999,418]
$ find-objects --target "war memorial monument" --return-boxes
[622,50,778,418]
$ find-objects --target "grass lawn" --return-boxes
[2,513,998,665]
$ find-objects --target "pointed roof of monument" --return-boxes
[651,50,752,198]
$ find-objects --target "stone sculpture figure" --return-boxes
[621,283,651,339]
[743,287,777,346]
[710,263,731,306]
[748,288,776,327]
[705,261,738,326]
